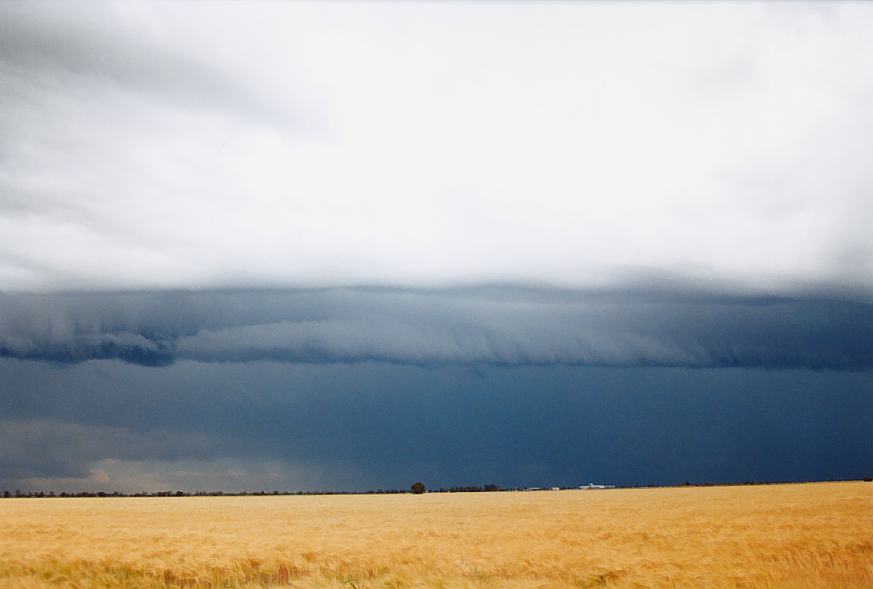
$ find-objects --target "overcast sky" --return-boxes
[2,1,872,292]
[1,2,871,492]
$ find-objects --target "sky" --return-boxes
[1,1,871,492]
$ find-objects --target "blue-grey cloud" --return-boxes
[1,288,871,370]
[0,419,221,481]
[2,360,871,491]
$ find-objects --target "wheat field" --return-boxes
[1,482,871,588]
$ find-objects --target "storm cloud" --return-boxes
[1,288,871,370]
[2,360,871,492]
[2,3,872,493]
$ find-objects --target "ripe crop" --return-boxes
[1,481,871,588]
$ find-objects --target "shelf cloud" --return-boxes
[1,288,870,370]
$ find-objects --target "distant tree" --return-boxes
[410,481,426,494]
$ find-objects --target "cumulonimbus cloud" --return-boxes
[1,288,870,370]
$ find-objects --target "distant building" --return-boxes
[579,483,615,490]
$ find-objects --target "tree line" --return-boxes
[1,483,505,498]
[6,479,866,498]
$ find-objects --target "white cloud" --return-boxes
[1,2,871,292]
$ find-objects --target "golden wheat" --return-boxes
[1,481,871,588]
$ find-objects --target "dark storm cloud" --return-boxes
[0,419,221,480]
[0,288,871,370]
[2,360,871,491]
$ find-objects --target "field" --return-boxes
[1,482,871,588]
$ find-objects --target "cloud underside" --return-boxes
[1,288,870,370]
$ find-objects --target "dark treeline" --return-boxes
[1,484,504,498]
[3,479,870,499]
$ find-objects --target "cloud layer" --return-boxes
[2,361,871,492]
[1,288,871,370]
[2,2,872,291]
[2,3,872,495]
